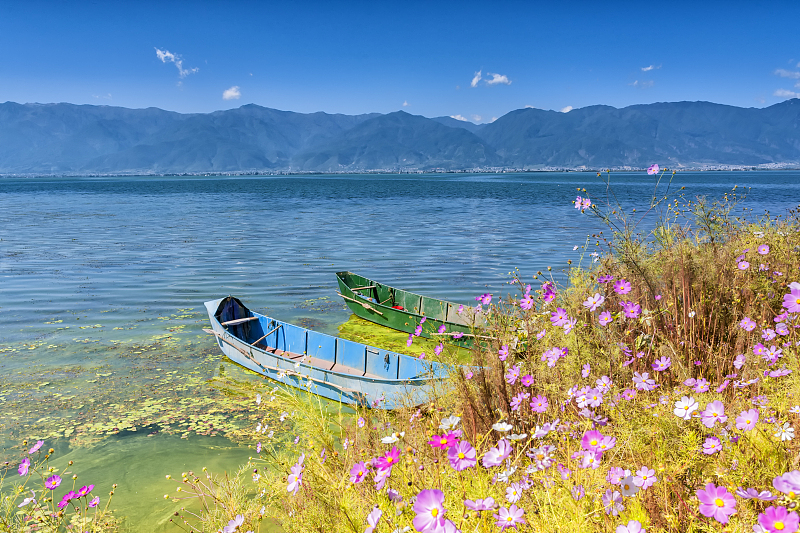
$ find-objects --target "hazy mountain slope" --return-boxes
[431,116,486,134]
[291,111,500,170]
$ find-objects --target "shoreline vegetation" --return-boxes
[4,166,800,532]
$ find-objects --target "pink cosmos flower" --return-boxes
[437,324,446,334]
[18,457,30,476]
[530,395,548,413]
[498,345,509,361]
[510,392,529,411]
[784,282,800,313]
[223,515,244,533]
[494,505,526,530]
[773,471,800,497]
[448,440,477,471]
[754,343,767,356]
[505,483,523,503]
[581,197,591,210]
[620,301,641,318]
[407,335,413,347]
[702,436,722,455]
[598,274,614,283]
[581,430,605,452]
[89,496,100,508]
[375,447,400,470]
[78,484,94,496]
[616,520,645,533]
[476,293,492,305]
[413,489,447,532]
[574,196,584,209]
[550,307,570,327]
[697,483,736,524]
[521,374,533,387]
[758,244,770,255]
[434,343,443,356]
[583,293,605,311]
[647,164,659,175]
[429,433,459,450]
[652,356,671,371]
[758,505,800,533]
[633,466,657,489]
[614,279,632,294]
[519,294,533,310]
[602,489,624,516]
[45,475,62,490]
[373,467,391,491]
[582,364,591,378]
[365,507,382,533]
[700,400,727,428]
[482,439,513,468]
[740,317,757,331]
[464,497,497,511]
[763,328,777,341]
[350,461,369,484]
[29,441,44,454]
[736,408,759,431]
[598,311,613,326]
[738,261,750,270]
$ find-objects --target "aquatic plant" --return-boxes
[0,440,119,532]
[174,168,800,532]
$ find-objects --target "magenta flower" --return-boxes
[365,507,382,533]
[78,484,94,496]
[700,400,727,428]
[602,489,624,516]
[413,489,447,532]
[29,441,44,454]
[632,466,657,489]
[437,324,446,334]
[702,436,722,455]
[482,439,512,468]
[464,497,497,511]
[505,364,520,385]
[736,408,759,431]
[373,467,391,491]
[89,496,100,508]
[598,274,614,283]
[18,457,30,476]
[530,395,548,413]
[429,433,459,450]
[519,294,533,310]
[759,505,800,533]
[583,293,605,311]
[550,307,570,327]
[448,440,477,471]
[407,334,413,347]
[736,487,777,501]
[582,364,591,378]
[494,505,526,530]
[652,356,671,371]
[287,469,302,495]
[434,343,443,356]
[738,260,750,270]
[773,471,800,497]
[574,195,583,209]
[350,461,369,484]
[758,244,770,255]
[613,279,632,295]
[619,301,641,318]
[598,311,613,326]
[581,430,605,452]
[45,475,62,490]
[697,483,736,524]
[375,447,400,470]
[521,374,533,387]
[784,282,800,313]
[498,344,509,361]
[647,164,659,175]
[616,520,645,533]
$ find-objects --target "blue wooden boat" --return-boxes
[204,296,453,410]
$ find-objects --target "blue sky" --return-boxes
[2,1,799,122]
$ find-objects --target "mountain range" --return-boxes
[1,99,799,174]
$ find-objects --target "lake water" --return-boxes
[1,170,798,529]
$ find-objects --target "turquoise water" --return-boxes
[0,170,798,529]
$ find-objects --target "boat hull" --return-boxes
[335,271,481,348]
[204,297,451,410]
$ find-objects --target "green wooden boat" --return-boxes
[335,271,484,348]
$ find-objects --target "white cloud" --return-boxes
[775,88,800,98]
[630,80,654,88]
[560,106,573,113]
[92,93,112,100]
[450,114,469,122]
[155,48,199,79]
[402,100,409,107]
[470,70,482,88]
[222,86,241,100]
[641,64,661,72]
[775,68,800,79]
[472,114,482,122]
[524,104,536,109]
[486,73,511,85]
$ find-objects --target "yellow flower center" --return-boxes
[746,419,751,424]
[796,298,800,305]
[790,491,796,498]
[431,509,439,517]
[506,516,514,522]
[536,454,544,460]
[776,522,785,531]
[458,452,465,459]
[624,484,630,490]
[440,438,448,445]
[386,457,394,464]
[590,439,598,446]
[714,498,724,507]
[358,471,363,476]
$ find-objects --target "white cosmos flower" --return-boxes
[790,405,800,414]
[492,422,514,432]
[619,476,640,497]
[439,415,461,430]
[497,466,517,482]
[381,431,405,444]
[255,393,261,405]
[775,423,795,441]
[673,396,699,420]
[508,433,528,441]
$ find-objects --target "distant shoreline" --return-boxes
[2,165,799,179]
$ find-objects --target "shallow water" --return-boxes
[0,170,797,529]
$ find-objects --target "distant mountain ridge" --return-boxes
[0,99,798,173]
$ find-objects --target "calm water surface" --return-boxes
[0,171,797,529]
